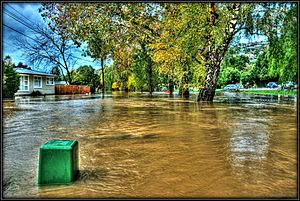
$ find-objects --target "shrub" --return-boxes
[112,81,120,91]
[31,90,42,96]
[3,63,20,98]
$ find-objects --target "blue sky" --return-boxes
[2,2,102,71]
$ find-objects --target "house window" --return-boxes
[20,75,29,91]
[34,76,42,88]
[46,77,54,85]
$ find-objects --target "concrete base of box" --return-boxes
[38,140,79,185]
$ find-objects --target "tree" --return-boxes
[264,4,297,82]
[131,41,157,92]
[14,22,78,84]
[39,3,118,93]
[218,67,241,86]
[252,50,273,84]
[4,55,12,64]
[70,65,100,92]
[2,57,20,98]
[153,3,295,101]
[40,2,297,101]
[240,70,253,86]
[39,3,163,96]
[103,65,114,91]
[51,66,62,81]
[221,54,250,71]
[78,65,100,89]
[168,3,256,101]
[15,62,28,68]
[217,49,250,86]
[151,4,193,96]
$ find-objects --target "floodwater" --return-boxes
[2,92,298,198]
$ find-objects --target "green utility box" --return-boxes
[38,139,79,185]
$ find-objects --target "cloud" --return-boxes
[3,3,43,63]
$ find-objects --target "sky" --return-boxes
[2,2,102,71]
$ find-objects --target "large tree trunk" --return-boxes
[197,64,220,101]
[101,58,105,94]
[179,70,189,97]
[168,78,174,94]
[196,3,240,102]
[148,60,154,97]
[140,41,154,97]
[197,3,217,101]
[66,68,72,85]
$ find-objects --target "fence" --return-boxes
[55,85,92,95]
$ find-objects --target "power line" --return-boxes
[3,10,38,34]
[4,8,34,29]
[4,9,95,64]
[6,4,36,25]
[4,24,95,63]
[3,23,40,43]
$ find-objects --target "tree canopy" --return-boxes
[39,2,297,101]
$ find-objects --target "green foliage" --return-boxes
[40,3,297,100]
[127,75,136,92]
[240,71,253,85]
[218,4,298,89]
[103,65,114,91]
[112,81,121,91]
[218,67,241,86]
[218,52,251,86]
[3,61,20,98]
[131,43,154,92]
[252,50,274,83]
[264,4,297,82]
[222,54,250,71]
[71,65,100,91]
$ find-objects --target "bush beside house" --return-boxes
[3,62,20,98]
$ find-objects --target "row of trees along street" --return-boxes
[11,3,297,101]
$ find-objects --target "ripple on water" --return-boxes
[2,93,297,198]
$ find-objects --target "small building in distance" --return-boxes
[14,67,56,96]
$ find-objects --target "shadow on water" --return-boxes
[76,169,109,183]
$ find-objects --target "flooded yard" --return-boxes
[2,92,298,198]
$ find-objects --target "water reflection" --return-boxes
[229,118,269,172]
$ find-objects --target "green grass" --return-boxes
[199,88,297,96]
[239,89,297,96]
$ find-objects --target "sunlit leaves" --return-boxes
[39,2,297,97]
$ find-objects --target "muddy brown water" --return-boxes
[2,92,298,198]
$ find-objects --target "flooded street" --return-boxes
[2,92,297,198]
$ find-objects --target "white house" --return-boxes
[14,68,56,96]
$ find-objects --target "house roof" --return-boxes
[14,68,56,77]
